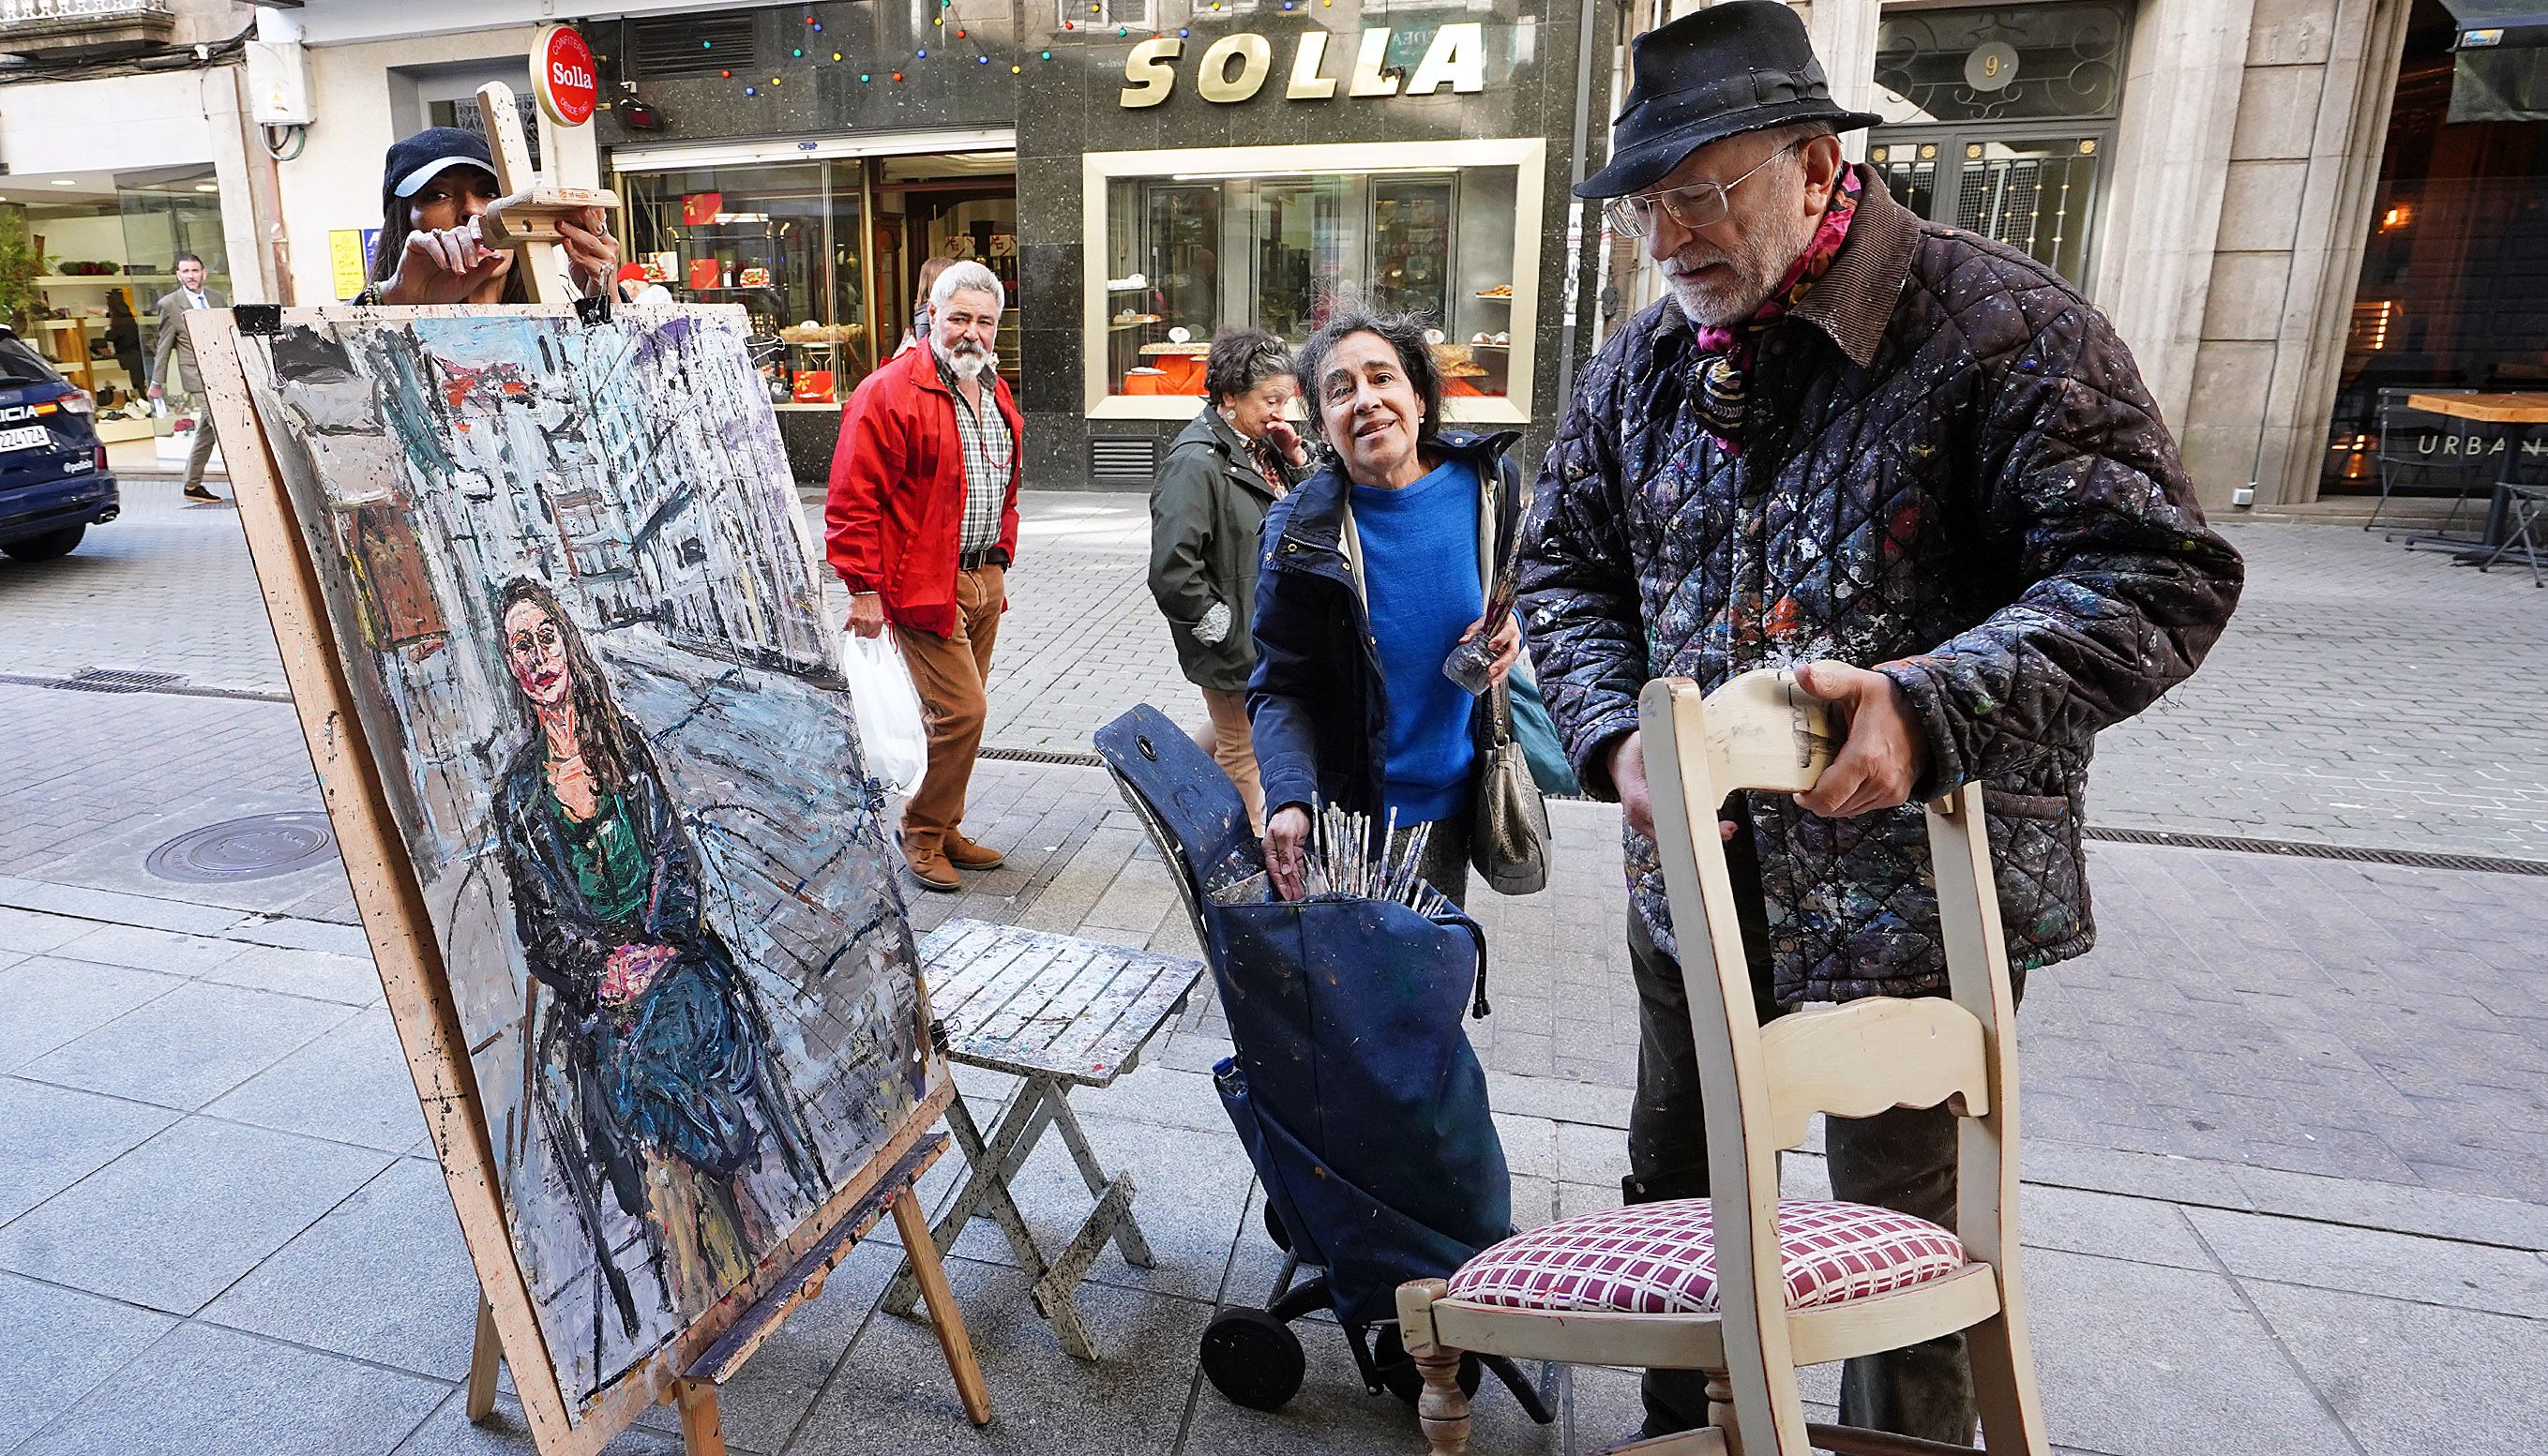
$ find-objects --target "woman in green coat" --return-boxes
[1147,328,1307,834]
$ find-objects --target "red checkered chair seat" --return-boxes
[1447,1198,1968,1314]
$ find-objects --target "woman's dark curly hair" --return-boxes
[497,578,641,793]
[1291,298,1443,458]
[1202,327,1296,408]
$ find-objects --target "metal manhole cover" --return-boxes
[55,669,187,694]
[145,813,340,883]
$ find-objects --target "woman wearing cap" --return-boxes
[352,126,620,306]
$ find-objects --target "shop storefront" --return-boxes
[588,0,1608,487]
[0,51,268,473]
[2317,0,2548,497]
[9,167,234,461]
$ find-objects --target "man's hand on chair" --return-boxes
[1792,660,1929,819]
[1606,732,1738,846]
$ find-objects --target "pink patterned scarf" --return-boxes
[1689,167,1862,453]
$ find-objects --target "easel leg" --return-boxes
[674,1378,728,1456]
[465,1296,503,1422]
[892,1187,993,1426]
[885,1086,1056,1315]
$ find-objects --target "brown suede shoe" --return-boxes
[942,831,1004,871]
[904,843,961,893]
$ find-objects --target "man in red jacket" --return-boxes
[826,260,1022,891]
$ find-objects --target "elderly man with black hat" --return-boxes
[1518,1,2244,1443]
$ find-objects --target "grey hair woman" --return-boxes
[1246,300,1522,905]
[1146,326,1308,834]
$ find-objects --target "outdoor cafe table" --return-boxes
[2404,392,2548,556]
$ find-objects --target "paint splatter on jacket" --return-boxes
[1519,166,2244,1004]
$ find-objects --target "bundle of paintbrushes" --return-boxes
[1300,794,1456,919]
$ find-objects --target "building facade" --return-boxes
[0,0,276,428]
[252,0,2544,507]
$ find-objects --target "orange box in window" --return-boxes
[1123,369,1170,395]
[1441,376,1487,398]
[792,370,836,404]
[1156,355,1207,393]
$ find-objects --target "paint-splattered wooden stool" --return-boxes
[886,918,1205,1358]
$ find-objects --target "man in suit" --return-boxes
[148,252,224,503]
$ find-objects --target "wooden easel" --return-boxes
[185,94,994,1453]
[473,81,615,308]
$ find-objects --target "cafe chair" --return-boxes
[2477,482,2545,588]
[2368,387,2484,542]
[1397,668,2051,1456]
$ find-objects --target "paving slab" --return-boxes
[202,1159,483,1381]
[203,1006,429,1153]
[0,1075,181,1226]
[2182,1205,2548,1320]
[2242,1280,2548,1456]
[0,1270,177,1440]
[195,941,385,1005]
[782,1256,1211,1456]
[17,977,357,1112]
[14,1318,447,1456]
[0,1116,393,1314]
[44,922,250,976]
[2023,1248,2360,1456]
[0,954,185,1074]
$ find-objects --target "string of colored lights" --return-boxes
[693,0,1342,96]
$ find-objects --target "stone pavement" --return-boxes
[0,476,2543,1454]
[8,479,2543,855]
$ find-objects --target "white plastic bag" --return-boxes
[840,630,928,797]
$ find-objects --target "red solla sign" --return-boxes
[534,23,597,127]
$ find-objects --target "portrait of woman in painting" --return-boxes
[489,578,827,1338]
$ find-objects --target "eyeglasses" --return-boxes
[1604,139,1808,238]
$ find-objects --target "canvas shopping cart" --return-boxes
[1095,706,1552,1421]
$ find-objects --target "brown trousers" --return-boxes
[892,565,1002,853]
[1194,686,1265,836]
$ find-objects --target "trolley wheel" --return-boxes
[1200,1308,1307,1412]
[1262,1199,1292,1253]
[1371,1325,1483,1405]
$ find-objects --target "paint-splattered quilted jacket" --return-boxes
[1519,167,2243,1004]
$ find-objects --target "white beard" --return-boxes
[936,343,996,382]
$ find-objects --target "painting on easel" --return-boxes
[231,307,932,1409]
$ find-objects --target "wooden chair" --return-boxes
[1397,668,2050,1456]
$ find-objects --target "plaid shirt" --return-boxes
[939,356,1012,555]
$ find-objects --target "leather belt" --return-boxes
[957,547,1001,571]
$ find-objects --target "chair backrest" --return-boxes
[1636,669,2027,1370]
[2375,387,2489,474]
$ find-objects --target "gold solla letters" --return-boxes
[1120,23,1487,108]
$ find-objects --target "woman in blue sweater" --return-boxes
[1247,305,1522,906]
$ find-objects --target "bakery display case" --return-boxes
[621,161,870,405]
[1090,140,1540,421]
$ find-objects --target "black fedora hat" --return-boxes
[1576,1,1882,200]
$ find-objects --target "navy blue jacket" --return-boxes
[1247,429,1522,820]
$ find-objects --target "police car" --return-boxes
[0,325,118,562]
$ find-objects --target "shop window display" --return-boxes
[622,162,868,406]
[1093,143,1538,419]
[15,171,227,446]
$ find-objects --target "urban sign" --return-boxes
[533,23,598,128]
[1121,22,1488,108]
